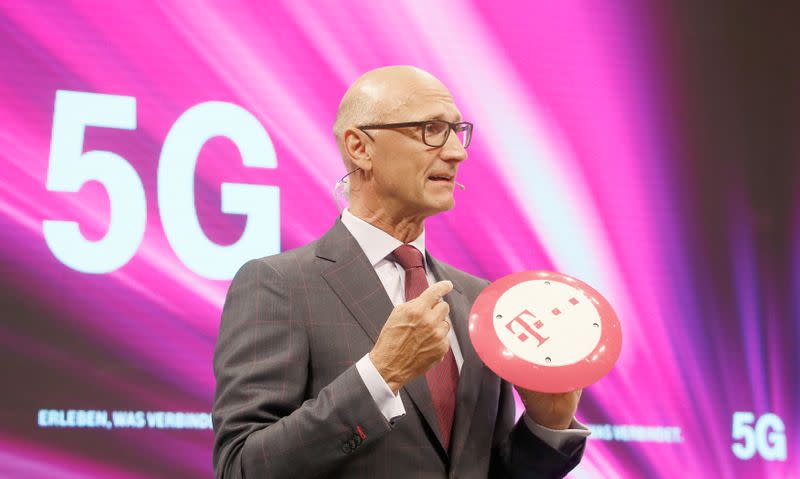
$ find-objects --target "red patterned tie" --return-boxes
[392,244,459,450]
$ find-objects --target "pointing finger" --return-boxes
[417,280,453,307]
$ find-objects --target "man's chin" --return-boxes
[424,196,455,215]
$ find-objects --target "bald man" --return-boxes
[212,66,589,479]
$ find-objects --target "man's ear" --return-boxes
[343,128,373,172]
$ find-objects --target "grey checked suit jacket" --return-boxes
[212,219,585,478]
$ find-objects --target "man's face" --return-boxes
[367,83,468,218]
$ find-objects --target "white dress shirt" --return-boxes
[342,209,589,452]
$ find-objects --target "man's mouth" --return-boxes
[428,174,454,183]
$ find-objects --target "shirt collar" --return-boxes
[341,208,426,267]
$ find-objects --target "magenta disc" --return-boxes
[468,270,622,393]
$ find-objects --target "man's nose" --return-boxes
[440,128,468,163]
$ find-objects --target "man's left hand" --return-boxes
[515,387,582,430]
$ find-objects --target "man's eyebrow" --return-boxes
[426,113,463,122]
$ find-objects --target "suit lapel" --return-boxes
[318,220,393,344]
[317,220,446,456]
[427,254,484,465]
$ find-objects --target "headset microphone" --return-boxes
[335,169,463,210]
[333,167,362,212]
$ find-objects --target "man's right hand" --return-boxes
[369,280,454,394]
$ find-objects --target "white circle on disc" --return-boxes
[492,279,601,366]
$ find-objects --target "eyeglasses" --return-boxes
[358,120,473,148]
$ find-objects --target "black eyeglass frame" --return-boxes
[357,120,473,148]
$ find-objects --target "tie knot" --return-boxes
[392,244,425,271]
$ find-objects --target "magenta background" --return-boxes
[1,1,798,478]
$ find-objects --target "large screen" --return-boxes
[2,2,797,477]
